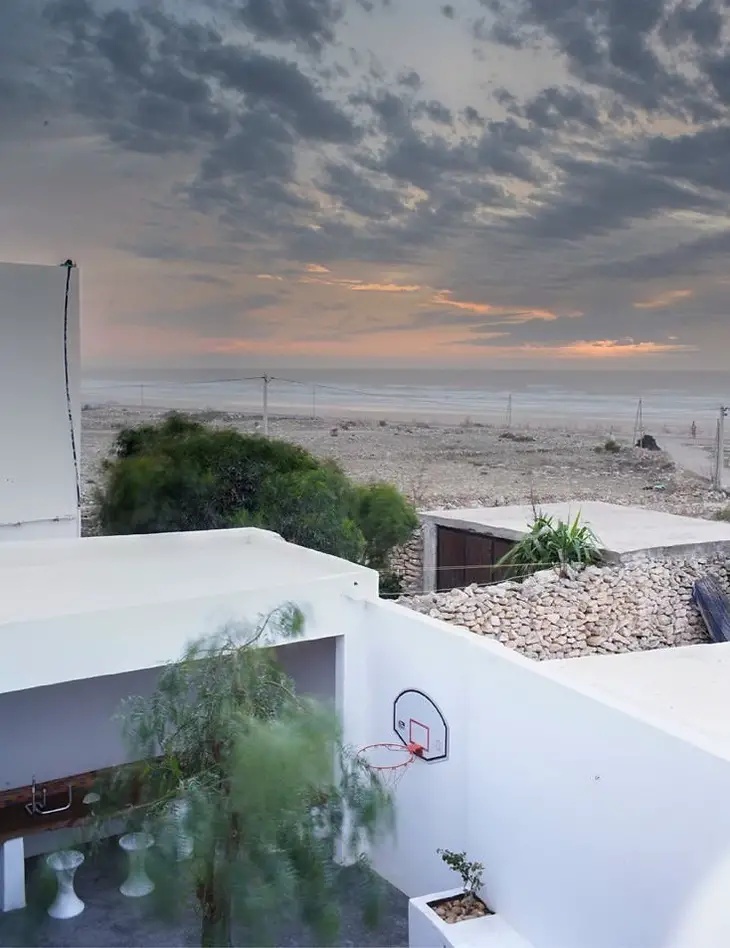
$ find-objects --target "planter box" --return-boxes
[408,888,536,948]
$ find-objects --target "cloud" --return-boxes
[633,289,693,309]
[231,0,344,52]
[3,0,730,365]
[430,291,559,322]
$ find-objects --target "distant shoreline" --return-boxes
[81,395,710,439]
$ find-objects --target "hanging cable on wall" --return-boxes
[60,259,80,511]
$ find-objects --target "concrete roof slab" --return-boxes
[421,501,730,559]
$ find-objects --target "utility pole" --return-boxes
[506,393,512,430]
[140,384,145,408]
[633,398,644,446]
[715,406,727,490]
[262,375,270,436]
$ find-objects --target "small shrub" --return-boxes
[378,419,388,427]
[437,849,484,900]
[378,570,405,598]
[498,431,535,443]
[498,511,601,579]
[604,438,621,453]
[713,506,730,522]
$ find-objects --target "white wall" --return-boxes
[0,262,80,541]
[348,600,730,948]
[1,637,338,793]
[0,668,160,791]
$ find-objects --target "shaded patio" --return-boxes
[0,840,408,947]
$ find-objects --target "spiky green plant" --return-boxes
[37,607,393,948]
[498,511,602,579]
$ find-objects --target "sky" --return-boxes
[2,0,730,368]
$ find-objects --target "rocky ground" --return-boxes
[401,556,726,661]
[80,405,729,528]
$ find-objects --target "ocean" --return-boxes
[81,367,730,435]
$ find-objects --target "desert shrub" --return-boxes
[95,414,417,574]
[498,511,602,579]
[239,466,366,563]
[604,438,621,453]
[378,571,406,598]
[354,483,419,571]
[713,506,730,522]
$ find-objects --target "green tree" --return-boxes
[94,415,419,584]
[52,608,393,947]
[354,483,419,571]
[239,465,366,562]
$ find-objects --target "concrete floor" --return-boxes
[0,841,409,947]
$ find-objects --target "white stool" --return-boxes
[118,832,154,898]
[169,801,193,861]
[46,850,84,919]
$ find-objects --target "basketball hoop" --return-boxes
[355,742,422,792]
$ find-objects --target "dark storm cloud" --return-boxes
[441,5,456,19]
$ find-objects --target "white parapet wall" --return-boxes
[0,261,80,542]
[345,599,730,948]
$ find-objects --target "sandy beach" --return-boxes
[80,405,727,530]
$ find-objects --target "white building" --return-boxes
[2,260,730,946]
[0,262,80,542]
[2,526,730,948]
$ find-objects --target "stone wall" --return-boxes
[389,527,424,593]
[401,555,729,660]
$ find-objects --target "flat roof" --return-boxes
[0,527,370,624]
[546,643,730,760]
[421,501,730,558]
[0,529,376,695]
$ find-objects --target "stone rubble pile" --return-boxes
[400,556,730,660]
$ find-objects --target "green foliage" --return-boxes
[64,608,393,948]
[239,466,365,562]
[437,849,484,898]
[378,571,406,598]
[497,511,602,579]
[713,506,730,522]
[603,438,621,453]
[354,483,419,571]
[94,414,418,578]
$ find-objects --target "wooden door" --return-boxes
[436,527,516,591]
[436,527,465,591]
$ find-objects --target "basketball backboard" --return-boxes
[393,689,448,762]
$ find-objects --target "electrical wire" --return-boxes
[61,259,80,511]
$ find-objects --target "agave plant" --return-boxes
[498,511,601,579]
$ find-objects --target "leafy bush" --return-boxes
[713,506,730,522]
[355,483,419,571]
[604,438,621,453]
[239,466,365,563]
[497,511,601,579]
[95,414,418,574]
[378,571,406,598]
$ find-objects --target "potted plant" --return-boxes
[430,848,491,922]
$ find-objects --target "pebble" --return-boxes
[399,555,728,661]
